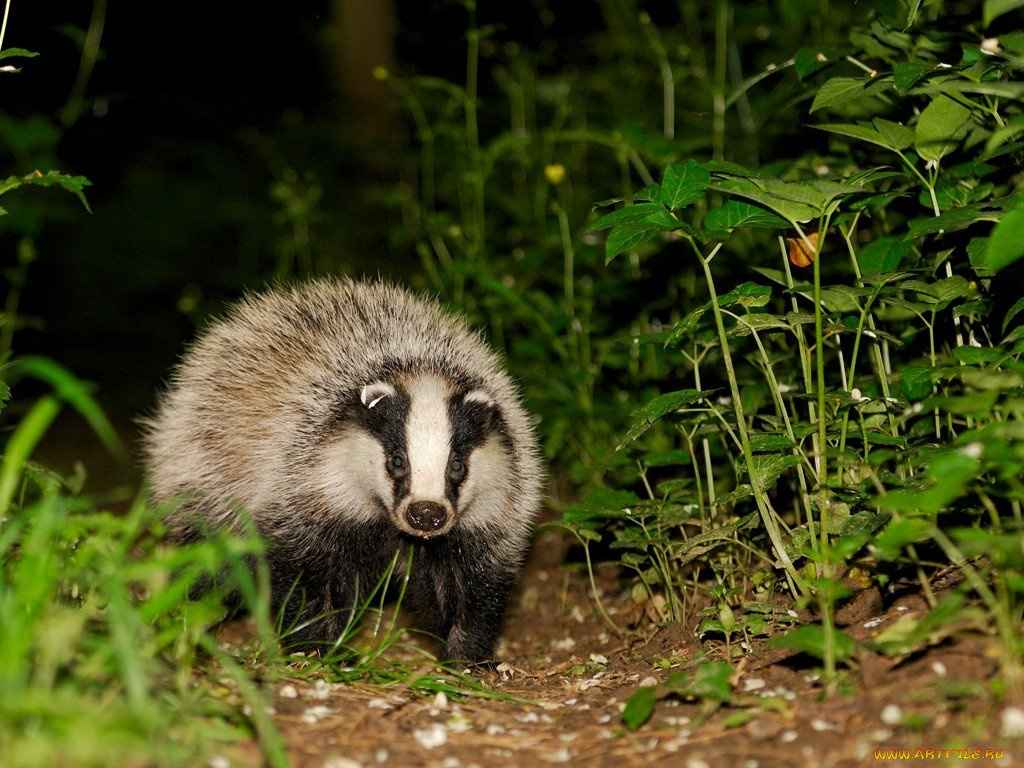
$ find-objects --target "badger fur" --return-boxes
[143,278,543,662]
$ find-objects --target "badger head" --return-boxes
[312,372,511,538]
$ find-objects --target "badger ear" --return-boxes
[464,389,495,408]
[360,381,396,409]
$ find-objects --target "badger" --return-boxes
[142,278,543,662]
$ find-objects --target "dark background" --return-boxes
[6,2,447,421]
[3,1,604,421]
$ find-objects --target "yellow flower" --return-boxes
[544,163,566,185]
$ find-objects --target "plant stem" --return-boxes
[0,0,10,54]
[464,10,486,274]
[712,0,729,161]
[696,241,803,596]
[61,0,107,126]
[640,12,675,140]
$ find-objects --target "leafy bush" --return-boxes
[559,0,1024,689]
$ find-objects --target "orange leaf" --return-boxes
[787,231,820,268]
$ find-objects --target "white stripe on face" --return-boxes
[404,374,452,503]
[309,429,392,524]
[457,434,513,529]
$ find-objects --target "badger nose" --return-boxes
[406,501,448,532]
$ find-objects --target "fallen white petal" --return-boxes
[1001,706,1024,737]
[323,759,363,768]
[301,705,337,724]
[413,724,448,749]
[880,704,903,725]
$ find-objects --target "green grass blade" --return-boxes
[8,355,127,461]
[0,394,62,515]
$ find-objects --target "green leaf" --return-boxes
[923,275,972,310]
[1002,296,1024,335]
[953,527,1024,569]
[618,389,706,448]
[892,61,932,93]
[878,449,980,515]
[664,661,733,703]
[871,518,933,560]
[984,0,1024,26]
[857,236,909,274]
[900,365,934,400]
[669,513,757,566]
[816,123,889,150]
[817,285,864,313]
[646,389,705,421]
[815,120,921,154]
[621,686,657,731]
[983,207,1024,272]
[871,596,968,656]
[872,118,915,150]
[732,313,791,335]
[907,203,1002,235]
[657,160,710,211]
[986,115,1024,153]
[563,488,643,525]
[794,47,837,80]
[749,454,803,487]
[667,303,710,345]
[953,346,1004,364]
[750,433,796,452]
[0,48,38,62]
[605,222,663,263]
[810,77,868,113]
[587,202,668,232]
[711,178,818,223]
[839,510,890,540]
[703,200,788,231]
[720,709,763,728]
[717,282,772,310]
[915,95,972,164]
[769,624,856,661]
[917,81,1024,100]
[0,171,92,211]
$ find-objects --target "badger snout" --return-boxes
[405,500,448,534]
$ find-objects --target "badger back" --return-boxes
[142,278,543,545]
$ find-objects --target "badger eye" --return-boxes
[448,457,466,482]
[388,452,408,476]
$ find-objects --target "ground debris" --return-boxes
[255,534,1015,768]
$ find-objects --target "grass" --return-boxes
[0,490,272,767]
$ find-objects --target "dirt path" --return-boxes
[240,530,1021,768]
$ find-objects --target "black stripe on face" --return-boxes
[347,383,412,505]
[445,390,506,506]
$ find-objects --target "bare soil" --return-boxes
[249,531,1022,768]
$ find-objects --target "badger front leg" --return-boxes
[415,533,521,663]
